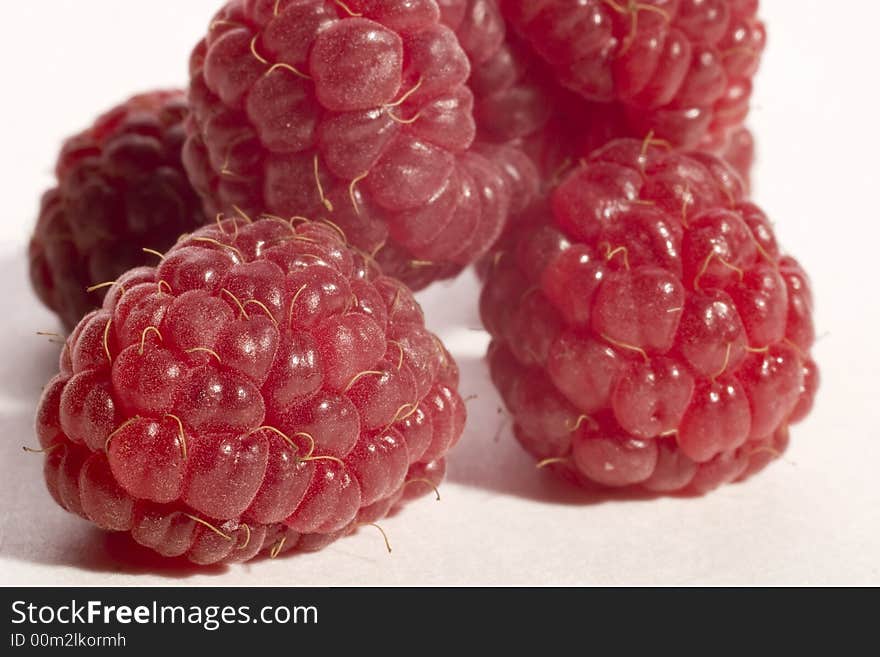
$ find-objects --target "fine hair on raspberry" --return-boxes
[36,214,465,564]
[481,137,817,494]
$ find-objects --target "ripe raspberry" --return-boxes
[36,215,464,564]
[481,138,817,494]
[29,91,207,331]
[184,0,534,290]
[500,0,766,149]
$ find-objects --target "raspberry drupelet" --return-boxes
[439,0,547,144]
[36,215,465,564]
[29,91,207,331]
[713,125,754,190]
[481,138,817,494]
[500,0,766,149]
[184,0,537,290]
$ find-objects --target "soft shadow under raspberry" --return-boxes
[83,531,228,577]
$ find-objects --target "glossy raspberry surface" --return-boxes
[501,0,765,149]
[29,91,207,331]
[184,0,537,290]
[481,138,816,494]
[37,216,464,564]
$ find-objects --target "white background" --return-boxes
[0,1,877,586]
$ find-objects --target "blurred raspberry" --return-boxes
[501,0,765,149]
[709,125,755,189]
[29,91,207,330]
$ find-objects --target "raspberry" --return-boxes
[184,0,536,290]
[500,0,766,149]
[36,215,465,564]
[29,91,207,331]
[481,138,817,494]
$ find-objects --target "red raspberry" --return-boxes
[184,0,535,290]
[36,215,464,564]
[481,138,817,494]
[500,0,765,149]
[29,91,207,331]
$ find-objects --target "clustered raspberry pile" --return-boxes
[29,91,207,330]
[482,139,817,493]
[36,217,464,563]
[27,0,816,564]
